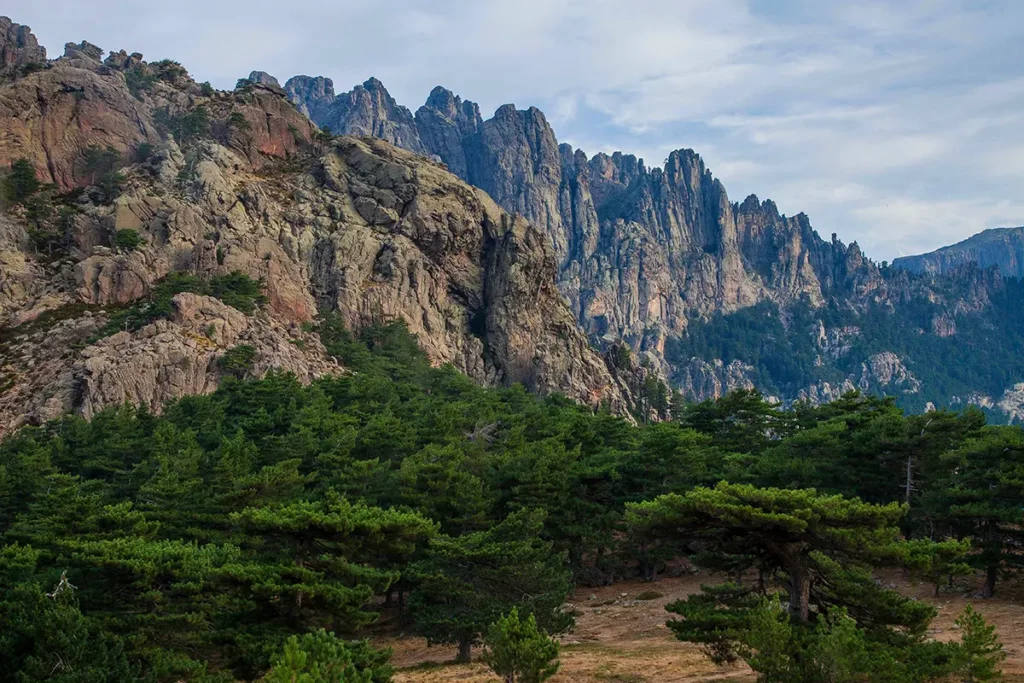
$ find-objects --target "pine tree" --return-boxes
[743,596,796,683]
[2,158,40,204]
[628,482,922,622]
[264,630,391,683]
[231,491,437,634]
[665,582,762,664]
[398,444,490,535]
[482,608,560,683]
[409,509,573,662]
[955,605,1005,682]
[941,427,1024,597]
[680,389,791,455]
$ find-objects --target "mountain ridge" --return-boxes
[1,17,1024,429]
[282,72,1024,420]
[894,226,1024,278]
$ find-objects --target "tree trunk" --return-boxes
[981,564,997,598]
[787,561,810,621]
[457,636,472,663]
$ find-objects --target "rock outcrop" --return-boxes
[0,30,630,433]
[0,17,45,82]
[894,226,1024,278]
[286,76,427,154]
[857,352,921,395]
[247,70,281,88]
[0,293,339,430]
[674,358,757,401]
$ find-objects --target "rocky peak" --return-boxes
[103,49,145,70]
[248,70,280,88]
[587,152,645,213]
[311,77,427,154]
[414,86,482,179]
[0,16,45,81]
[62,40,104,64]
[283,74,335,120]
[282,74,881,364]
[422,85,480,124]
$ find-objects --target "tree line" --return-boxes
[0,317,1019,681]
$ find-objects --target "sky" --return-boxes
[7,0,1023,261]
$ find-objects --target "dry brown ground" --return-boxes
[378,570,1024,683]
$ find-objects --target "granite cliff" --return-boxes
[285,77,883,356]
[284,74,1024,421]
[0,19,631,435]
[1,16,1021,432]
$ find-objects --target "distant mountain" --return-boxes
[894,227,1024,278]
[283,74,1024,422]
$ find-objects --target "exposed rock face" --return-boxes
[798,380,858,405]
[248,70,280,88]
[858,352,921,395]
[286,76,427,154]
[287,79,885,359]
[0,60,159,189]
[0,37,629,433]
[674,358,757,401]
[0,16,45,81]
[0,134,628,432]
[814,322,861,361]
[997,384,1024,424]
[0,51,315,192]
[284,75,334,121]
[74,293,338,419]
[0,293,339,430]
[287,75,1016,418]
[894,227,1024,278]
[289,79,884,365]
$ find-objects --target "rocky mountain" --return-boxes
[0,18,634,435]
[284,74,1024,421]
[286,77,883,351]
[2,16,1021,432]
[894,226,1024,278]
